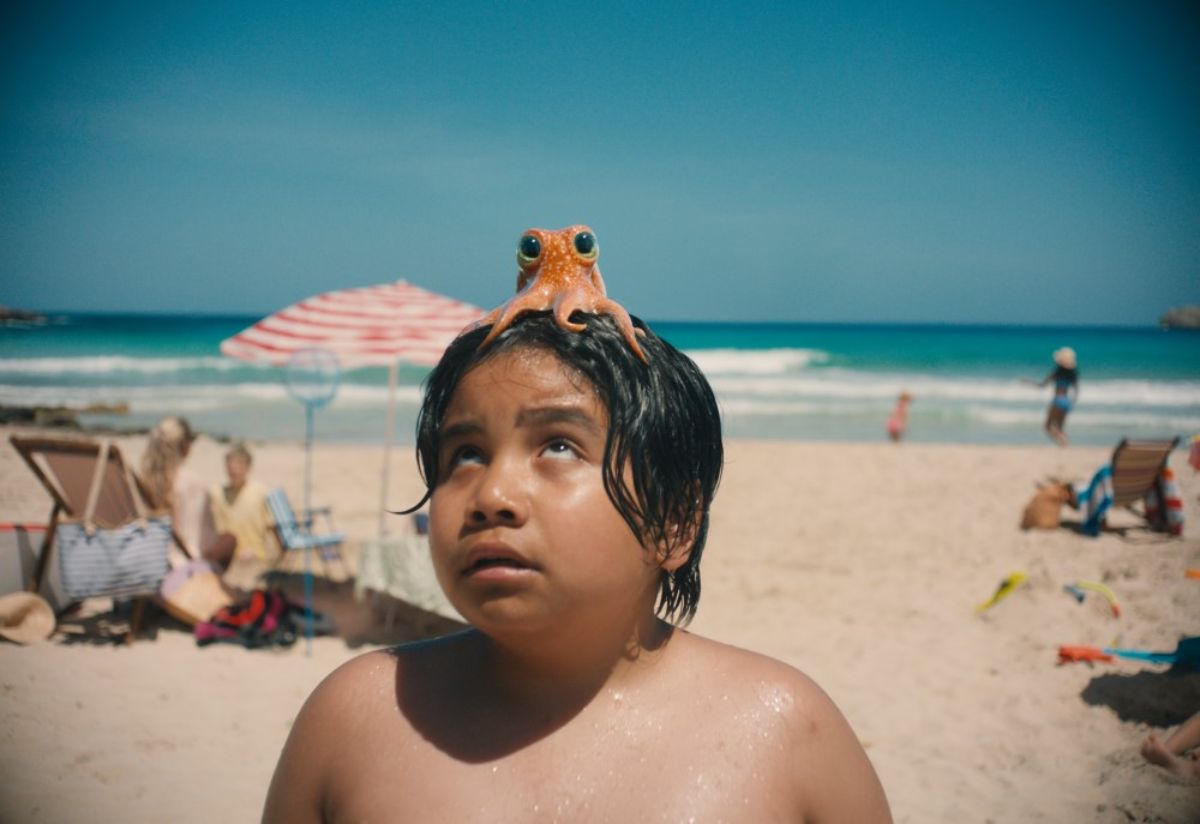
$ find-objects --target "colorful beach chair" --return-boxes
[1073,437,1182,536]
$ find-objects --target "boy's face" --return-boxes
[428,347,661,637]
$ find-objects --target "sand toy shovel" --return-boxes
[1058,636,1200,667]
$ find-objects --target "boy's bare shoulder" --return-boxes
[276,631,480,772]
[670,631,892,822]
[303,631,474,721]
[263,633,477,823]
[675,630,846,727]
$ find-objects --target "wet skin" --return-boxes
[428,347,662,643]
[261,349,892,823]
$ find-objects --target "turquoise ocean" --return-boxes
[2,314,1198,448]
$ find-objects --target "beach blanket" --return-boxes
[194,588,330,649]
[1073,465,1185,537]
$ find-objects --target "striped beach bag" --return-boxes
[55,440,172,600]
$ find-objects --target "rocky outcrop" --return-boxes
[0,305,47,325]
[0,403,130,428]
[1159,306,1200,329]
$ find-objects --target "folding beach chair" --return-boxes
[1110,438,1180,508]
[265,487,348,581]
[1073,437,1181,536]
[9,435,192,640]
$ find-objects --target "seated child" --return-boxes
[210,442,278,588]
[1141,710,1200,779]
[264,310,891,822]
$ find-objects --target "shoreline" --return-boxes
[4,411,1192,452]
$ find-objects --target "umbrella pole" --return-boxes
[304,402,314,657]
[379,361,399,539]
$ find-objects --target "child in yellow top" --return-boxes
[209,443,277,572]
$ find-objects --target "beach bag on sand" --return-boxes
[56,441,171,600]
[158,560,234,626]
[1020,481,1072,530]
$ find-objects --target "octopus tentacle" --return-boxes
[589,265,609,295]
[478,298,533,348]
[553,293,590,333]
[592,296,647,363]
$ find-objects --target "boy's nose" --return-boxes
[467,462,528,527]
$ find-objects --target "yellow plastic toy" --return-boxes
[1077,580,1121,618]
[976,572,1028,613]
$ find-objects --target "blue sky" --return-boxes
[2,1,1197,325]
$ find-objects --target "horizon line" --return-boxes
[7,308,1193,333]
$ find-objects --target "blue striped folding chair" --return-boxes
[265,488,348,580]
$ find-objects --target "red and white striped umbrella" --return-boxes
[220,280,485,538]
[220,280,484,368]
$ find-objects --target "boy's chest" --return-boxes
[327,705,798,823]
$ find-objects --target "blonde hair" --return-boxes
[139,416,195,509]
[225,441,252,464]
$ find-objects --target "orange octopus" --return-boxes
[477,225,646,362]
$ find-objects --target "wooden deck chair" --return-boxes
[265,487,348,581]
[9,435,192,640]
[1110,437,1180,509]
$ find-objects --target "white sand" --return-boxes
[1,427,1198,822]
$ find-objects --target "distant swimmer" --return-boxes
[886,391,913,442]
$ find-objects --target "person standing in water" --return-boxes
[886,391,913,442]
[1028,347,1078,447]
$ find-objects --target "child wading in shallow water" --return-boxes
[264,312,891,823]
[886,391,913,442]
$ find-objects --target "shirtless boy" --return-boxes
[264,309,891,822]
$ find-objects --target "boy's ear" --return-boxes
[657,544,692,573]
[654,514,701,572]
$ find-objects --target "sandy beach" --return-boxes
[1,426,1197,823]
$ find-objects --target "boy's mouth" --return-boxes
[462,544,536,576]
[467,557,529,572]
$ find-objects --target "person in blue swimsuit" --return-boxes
[1032,347,1078,446]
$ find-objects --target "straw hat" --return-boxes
[1053,347,1077,369]
[0,592,56,645]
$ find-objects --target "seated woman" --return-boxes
[210,442,279,589]
[139,416,236,569]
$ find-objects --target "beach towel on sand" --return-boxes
[194,589,331,648]
[1073,466,1113,537]
[1073,465,1184,537]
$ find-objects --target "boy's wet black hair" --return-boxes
[405,311,723,624]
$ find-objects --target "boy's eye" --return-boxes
[542,439,581,461]
[446,445,485,469]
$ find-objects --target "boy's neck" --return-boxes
[482,614,674,710]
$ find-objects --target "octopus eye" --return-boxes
[573,231,598,260]
[517,234,542,266]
